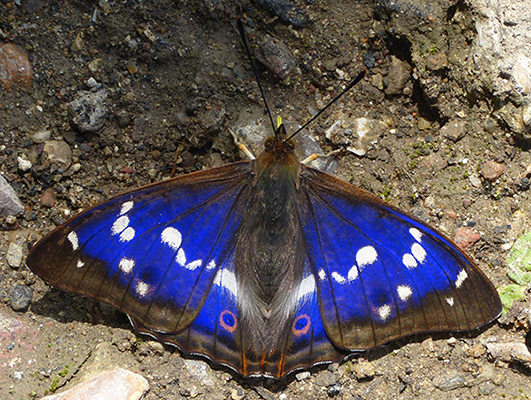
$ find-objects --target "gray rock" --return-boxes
[385,56,411,96]
[68,89,109,133]
[6,242,24,268]
[0,175,24,217]
[315,370,337,387]
[41,368,149,400]
[441,119,467,142]
[8,284,33,312]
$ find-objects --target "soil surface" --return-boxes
[1,1,530,399]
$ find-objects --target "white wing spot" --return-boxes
[446,297,455,306]
[402,253,418,269]
[67,231,79,251]
[206,259,216,270]
[120,201,134,215]
[378,304,392,321]
[411,243,427,263]
[410,227,423,242]
[76,260,85,268]
[112,215,129,235]
[161,227,182,250]
[213,269,238,297]
[185,259,202,271]
[119,227,135,242]
[136,281,150,297]
[397,285,413,301]
[119,257,135,274]
[332,272,346,284]
[176,248,186,266]
[318,269,326,281]
[347,265,359,281]
[455,269,468,288]
[297,274,316,300]
[356,246,378,268]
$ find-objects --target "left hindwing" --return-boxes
[300,166,502,350]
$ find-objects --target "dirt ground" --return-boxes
[1,0,530,399]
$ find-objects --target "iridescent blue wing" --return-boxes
[299,166,502,350]
[27,162,255,369]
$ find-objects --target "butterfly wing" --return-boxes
[27,162,255,365]
[300,166,502,350]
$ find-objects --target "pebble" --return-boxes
[363,53,376,69]
[417,117,432,130]
[385,56,411,96]
[32,129,52,143]
[41,368,149,400]
[231,387,245,400]
[40,188,57,208]
[254,34,295,80]
[432,370,469,391]
[43,140,73,170]
[68,89,109,133]
[0,175,25,216]
[295,371,311,381]
[352,359,376,380]
[8,284,33,312]
[17,156,32,171]
[6,242,24,268]
[441,119,466,142]
[315,370,337,387]
[480,160,504,181]
[453,227,481,252]
[486,342,531,366]
[0,43,33,90]
[468,173,482,188]
[325,116,387,157]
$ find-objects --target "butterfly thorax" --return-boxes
[235,127,306,360]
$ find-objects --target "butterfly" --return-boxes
[27,113,502,378]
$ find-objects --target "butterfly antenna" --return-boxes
[237,18,276,135]
[286,70,366,141]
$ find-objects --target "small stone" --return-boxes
[254,34,295,80]
[7,242,24,268]
[468,173,482,188]
[231,387,245,400]
[363,53,376,69]
[17,156,32,171]
[453,227,481,252]
[71,31,84,51]
[32,129,52,143]
[40,189,56,208]
[295,371,311,381]
[486,342,531,366]
[480,160,504,181]
[68,89,109,133]
[447,337,458,346]
[417,117,432,130]
[352,360,375,380]
[441,119,466,142]
[466,344,486,358]
[325,116,386,157]
[0,175,24,216]
[126,59,138,74]
[43,140,73,170]
[0,43,33,90]
[370,73,384,90]
[41,368,149,400]
[315,370,336,387]
[385,56,411,96]
[432,371,469,391]
[8,284,33,312]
